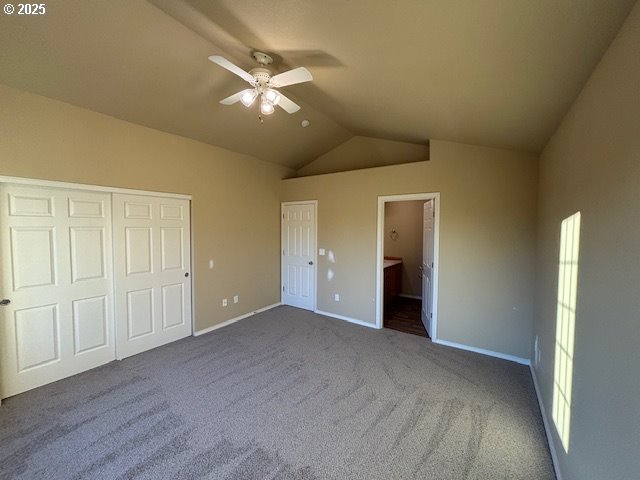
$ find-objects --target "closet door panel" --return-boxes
[113,194,191,359]
[0,185,115,398]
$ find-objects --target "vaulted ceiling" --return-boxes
[0,0,635,170]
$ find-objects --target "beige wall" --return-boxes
[0,85,290,332]
[384,201,423,297]
[295,136,429,177]
[282,139,537,359]
[534,4,640,479]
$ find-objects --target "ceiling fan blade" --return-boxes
[208,55,255,83]
[269,67,313,87]
[277,93,301,114]
[219,91,245,105]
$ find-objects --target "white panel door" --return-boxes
[281,203,316,310]
[0,185,115,398]
[422,200,435,336]
[113,194,191,359]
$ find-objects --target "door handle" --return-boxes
[308,261,314,265]
[0,299,10,306]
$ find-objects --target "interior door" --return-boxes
[113,194,192,359]
[0,184,115,398]
[421,199,434,336]
[281,202,316,311]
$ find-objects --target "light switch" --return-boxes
[209,259,214,269]
[319,248,325,256]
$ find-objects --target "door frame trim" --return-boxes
[280,200,318,312]
[375,193,441,339]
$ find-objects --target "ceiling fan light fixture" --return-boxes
[264,88,281,106]
[240,89,258,107]
[209,53,312,116]
[260,97,275,115]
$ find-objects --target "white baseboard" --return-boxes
[314,309,377,329]
[194,303,281,336]
[530,365,563,480]
[432,338,530,365]
[398,294,422,300]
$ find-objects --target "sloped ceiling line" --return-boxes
[0,0,635,171]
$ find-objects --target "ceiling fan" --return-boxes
[209,52,313,116]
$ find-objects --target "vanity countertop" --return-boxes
[384,259,402,268]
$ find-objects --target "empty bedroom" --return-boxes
[0,1,638,479]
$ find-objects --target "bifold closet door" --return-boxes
[112,194,192,359]
[0,185,115,398]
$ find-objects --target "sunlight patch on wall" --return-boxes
[552,211,581,452]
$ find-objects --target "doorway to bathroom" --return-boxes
[375,193,439,339]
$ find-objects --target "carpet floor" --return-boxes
[0,306,555,479]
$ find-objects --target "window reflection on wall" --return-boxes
[553,211,581,452]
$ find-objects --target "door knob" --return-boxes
[0,299,10,306]
[308,261,314,265]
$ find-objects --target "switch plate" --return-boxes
[233,295,238,304]
[334,294,340,302]
[209,259,214,269]
[222,298,227,307]
[319,248,325,256]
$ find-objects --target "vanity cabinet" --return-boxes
[383,258,402,307]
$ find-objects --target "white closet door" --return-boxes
[113,194,191,359]
[0,185,115,398]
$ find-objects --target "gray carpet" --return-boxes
[0,306,555,479]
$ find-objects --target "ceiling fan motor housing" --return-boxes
[250,68,271,83]
[249,68,273,95]
[251,52,275,92]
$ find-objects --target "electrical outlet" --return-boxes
[334,293,340,302]
[222,298,227,307]
[233,295,238,304]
